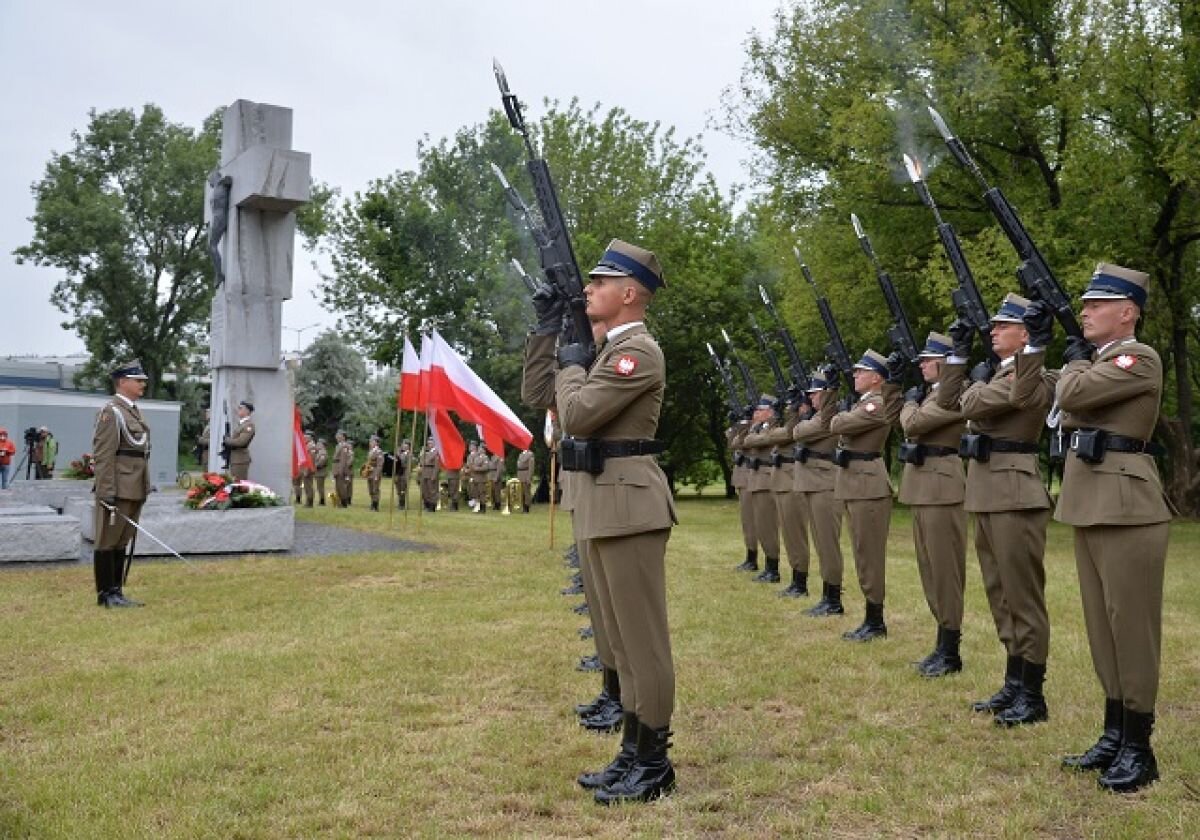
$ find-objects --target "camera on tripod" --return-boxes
[23,427,40,447]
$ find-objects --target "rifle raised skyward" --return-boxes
[851,212,919,364]
[749,315,788,410]
[721,327,758,409]
[795,246,855,388]
[706,342,744,419]
[759,285,811,398]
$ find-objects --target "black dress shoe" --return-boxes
[753,557,781,583]
[995,660,1048,726]
[778,569,808,598]
[843,601,886,642]
[594,721,676,804]
[103,589,144,608]
[805,582,844,617]
[972,656,1023,713]
[735,549,758,572]
[1064,698,1123,772]
[920,627,963,678]
[578,714,638,789]
[1099,708,1158,793]
[580,697,624,733]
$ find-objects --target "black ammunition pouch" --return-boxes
[733,452,745,467]
[560,437,666,475]
[832,447,879,468]
[898,442,925,466]
[772,452,796,467]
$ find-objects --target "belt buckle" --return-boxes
[1069,430,1082,452]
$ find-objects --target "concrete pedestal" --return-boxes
[0,505,81,562]
[68,498,294,556]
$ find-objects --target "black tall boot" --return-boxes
[1099,708,1159,793]
[93,549,113,606]
[921,627,963,678]
[995,660,1048,726]
[594,721,676,804]
[972,655,1023,713]
[805,581,844,617]
[842,601,886,642]
[1063,698,1124,772]
[753,557,781,584]
[735,549,758,572]
[578,712,639,790]
[108,547,143,608]
[370,500,379,511]
[581,668,623,733]
[779,569,809,598]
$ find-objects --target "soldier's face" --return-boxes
[584,275,632,322]
[918,357,942,383]
[1080,299,1136,344]
[852,369,882,392]
[115,377,146,399]
[990,322,1028,358]
[752,406,773,423]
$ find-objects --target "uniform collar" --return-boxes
[239,416,252,425]
[1097,336,1137,356]
[605,321,644,342]
[115,394,136,408]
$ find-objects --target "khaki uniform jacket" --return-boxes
[1049,340,1172,527]
[224,419,255,470]
[489,454,504,482]
[792,393,840,493]
[367,445,384,480]
[522,333,560,409]
[829,386,902,501]
[898,385,966,506]
[393,450,410,481]
[741,420,778,493]
[333,441,353,478]
[727,421,751,490]
[938,358,1054,513]
[516,450,534,481]
[420,449,439,480]
[92,397,151,501]
[313,443,329,476]
[301,442,317,477]
[553,324,677,540]
[747,413,801,493]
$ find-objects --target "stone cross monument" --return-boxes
[204,100,310,501]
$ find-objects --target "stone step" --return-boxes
[67,499,294,555]
[0,514,81,562]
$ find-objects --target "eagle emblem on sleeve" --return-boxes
[614,355,638,376]
[1114,354,1137,370]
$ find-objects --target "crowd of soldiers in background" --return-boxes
[285,432,537,515]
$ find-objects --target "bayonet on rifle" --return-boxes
[707,341,743,419]
[758,284,811,397]
[903,153,999,365]
[928,106,1082,338]
[721,327,758,409]
[749,314,788,409]
[492,60,594,356]
[850,213,919,363]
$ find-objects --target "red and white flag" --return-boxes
[426,330,532,456]
[397,335,421,410]
[291,404,313,479]
[427,407,466,470]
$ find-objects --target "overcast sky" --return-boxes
[0,0,783,357]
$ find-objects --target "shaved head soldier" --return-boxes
[1022,264,1173,792]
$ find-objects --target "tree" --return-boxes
[15,104,221,396]
[731,0,1200,513]
[294,331,368,440]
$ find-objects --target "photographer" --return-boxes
[37,427,57,479]
[0,428,16,489]
[29,427,44,478]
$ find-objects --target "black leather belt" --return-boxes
[773,454,796,465]
[985,439,1039,454]
[833,447,880,467]
[794,446,834,463]
[1069,430,1164,456]
[600,439,666,457]
[115,448,149,459]
[918,444,959,457]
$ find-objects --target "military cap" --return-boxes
[806,370,834,392]
[239,400,255,412]
[755,393,776,408]
[991,293,1032,323]
[589,238,665,292]
[110,360,149,380]
[853,349,889,376]
[1082,262,1149,308]
[918,331,953,358]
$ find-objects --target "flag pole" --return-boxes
[416,411,429,532]
[405,407,420,525]
[548,442,557,549]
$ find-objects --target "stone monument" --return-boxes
[204,100,310,500]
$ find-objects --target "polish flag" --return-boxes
[427,406,466,470]
[291,404,313,479]
[397,335,421,410]
[426,330,533,456]
[418,333,433,408]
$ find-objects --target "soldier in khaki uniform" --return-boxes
[792,366,846,616]
[444,457,462,511]
[464,442,480,509]
[300,431,317,507]
[333,431,354,507]
[223,401,256,480]
[526,239,677,804]
[392,440,411,509]
[727,416,758,571]
[419,440,440,511]
[1022,265,1172,792]
[488,451,504,510]
[91,361,151,608]
[197,408,210,470]
[313,438,329,505]
[829,349,903,641]
[898,332,967,676]
[939,293,1056,726]
[742,397,782,583]
[471,444,491,512]
[745,398,811,596]
[366,435,384,511]
[516,448,534,512]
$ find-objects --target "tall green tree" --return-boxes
[732,0,1200,512]
[15,105,221,396]
[294,331,368,440]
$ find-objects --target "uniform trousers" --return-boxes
[315,474,327,501]
[573,526,611,668]
[367,476,381,504]
[973,509,1050,664]
[738,489,755,551]
[1075,522,1169,713]
[845,496,891,603]
[912,503,967,630]
[94,499,145,550]
[302,473,315,506]
[336,474,353,505]
[750,489,780,558]
[230,462,249,481]
[801,490,844,586]
[774,488,810,573]
[586,529,674,728]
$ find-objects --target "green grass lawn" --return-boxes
[2,482,1198,838]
